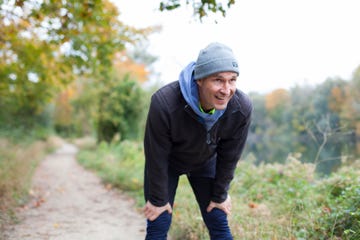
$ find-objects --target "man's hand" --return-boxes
[206,195,231,215]
[143,200,172,221]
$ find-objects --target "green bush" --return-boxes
[310,161,360,239]
[95,75,149,143]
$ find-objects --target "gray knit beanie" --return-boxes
[194,42,239,80]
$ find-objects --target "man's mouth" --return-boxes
[215,95,227,101]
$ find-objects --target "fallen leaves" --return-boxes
[28,188,47,208]
[247,202,271,217]
[33,197,46,208]
[248,202,258,209]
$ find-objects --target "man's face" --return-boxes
[197,72,237,110]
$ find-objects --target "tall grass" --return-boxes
[0,134,60,236]
[76,141,360,240]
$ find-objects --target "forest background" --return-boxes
[0,0,359,239]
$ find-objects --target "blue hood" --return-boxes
[179,62,225,131]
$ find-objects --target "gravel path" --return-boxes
[3,143,146,240]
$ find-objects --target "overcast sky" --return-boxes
[113,0,360,93]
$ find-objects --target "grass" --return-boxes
[76,140,145,204]
[0,134,61,236]
[76,140,360,240]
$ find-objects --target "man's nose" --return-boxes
[220,82,231,95]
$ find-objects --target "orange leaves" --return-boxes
[247,202,271,217]
[18,19,31,29]
[33,197,46,208]
[248,202,258,209]
[113,51,149,83]
[53,223,60,228]
[265,88,290,111]
[28,188,47,208]
[54,87,76,126]
[322,206,331,214]
[105,183,113,190]
[328,86,345,112]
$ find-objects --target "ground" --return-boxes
[3,142,146,240]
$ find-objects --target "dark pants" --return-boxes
[144,160,233,240]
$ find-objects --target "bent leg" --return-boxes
[202,207,233,240]
[144,167,179,239]
[145,211,172,240]
[188,175,233,240]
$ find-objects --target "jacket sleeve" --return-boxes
[211,105,252,203]
[144,93,172,207]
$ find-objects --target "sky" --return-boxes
[113,0,360,93]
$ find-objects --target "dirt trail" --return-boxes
[3,142,146,240]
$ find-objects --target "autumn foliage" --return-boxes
[0,0,156,141]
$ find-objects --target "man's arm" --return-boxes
[144,93,172,207]
[212,109,252,203]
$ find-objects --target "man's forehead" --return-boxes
[209,72,238,78]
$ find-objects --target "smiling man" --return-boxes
[143,42,253,240]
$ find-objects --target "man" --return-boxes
[143,42,252,239]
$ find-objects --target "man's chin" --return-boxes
[214,104,228,110]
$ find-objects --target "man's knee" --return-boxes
[146,211,172,240]
[203,208,233,240]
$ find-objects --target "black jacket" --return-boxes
[144,81,252,206]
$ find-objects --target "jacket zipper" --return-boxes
[184,104,220,145]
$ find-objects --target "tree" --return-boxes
[159,0,236,21]
[341,66,360,158]
[303,78,351,174]
[96,71,148,143]
[244,92,268,163]
[53,86,76,137]
[246,90,295,164]
[265,88,290,124]
[0,5,71,126]
[0,0,154,130]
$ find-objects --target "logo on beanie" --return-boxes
[232,62,238,68]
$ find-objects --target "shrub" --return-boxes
[310,160,360,239]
